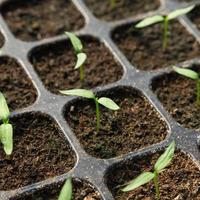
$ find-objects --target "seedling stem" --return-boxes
[95,97,100,132]
[153,171,160,200]
[163,16,169,49]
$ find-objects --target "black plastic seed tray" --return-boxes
[0,0,200,199]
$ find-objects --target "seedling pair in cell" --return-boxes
[60,89,119,132]
[122,141,175,200]
[135,5,195,49]
[0,92,13,155]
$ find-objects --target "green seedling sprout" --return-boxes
[135,5,195,49]
[0,92,13,155]
[173,66,200,104]
[65,32,87,81]
[58,177,72,200]
[60,89,120,132]
[122,141,175,200]
[110,0,116,8]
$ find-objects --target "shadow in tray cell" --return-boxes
[84,0,160,21]
[1,0,85,41]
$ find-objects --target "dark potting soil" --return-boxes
[1,0,85,41]
[65,87,168,159]
[30,37,123,94]
[112,20,200,71]
[0,112,76,191]
[84,0,160,21]
[152,65,200,131]
[106,151,200,200]
[0,57,37,111]
[188,5,200,31]
[11,178,102,200]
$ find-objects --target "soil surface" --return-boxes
[1,0,84,41]
[11,178,102,200]
[84,0,160,21]
[0,57,37,111]
[0,112,76,191]
[152,65,200,131]
[188,5,200,31]
[112,20,200,71]
[65,87,168,159]
[107,151,200,200]
[30,37,123,94]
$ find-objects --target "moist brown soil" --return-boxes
[152,65,200,131]
[188,6,200,31]
[0,112,76,191]
[0,57,37,111]
[1,0,84,41]
[84,0,160,21]
[30,37,123,94]
[106,151,200,200]
[65,87,168,159]
[112,20,200,71]
[11,178,102,200]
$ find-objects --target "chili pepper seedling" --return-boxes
[58,177,72,200]
[135,5,195,49]
[60,89,120,132]
[173,66,200,105]
[0,92,13,155]
[122,141,175,200]
[110,0,116,8]
[65,32,87,81]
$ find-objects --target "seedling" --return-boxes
[173,66,200,104]
[60,89,120,132]
[135,5,195,49]
[122,141,175,200]
[58,177,72,200]
[0,92,13,155]
[110,0,116,8]
[65,32,87,81]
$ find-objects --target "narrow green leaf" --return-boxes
[0,123,13,155]
[173,66,199,80]
[122,172,154,192]
[98,97,120,110]
[154,141,175,173]
[60,89,95,99]
[65,32,83,53]
[135,15,164,28]
[0,92,10,121]
[168,5,195,20]
[58,178,72,200]
[75,53,87,69]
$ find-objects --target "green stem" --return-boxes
[163,17,169,50]
[79,65,84,81]
[111,0,116,8]
[95,98,100,132]
[153,171,160,200]
[196,79,200,105]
